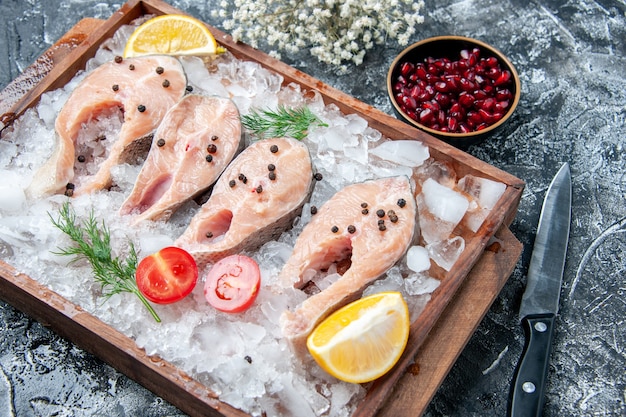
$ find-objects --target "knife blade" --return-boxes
[508,163,572,417]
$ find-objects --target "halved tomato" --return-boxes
[136,246,198,304]
[204,255,261,313]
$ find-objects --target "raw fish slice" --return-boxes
[26,55,187,198]
[279,176,417,345]
[176,137,314,267]
[120,95,243,222]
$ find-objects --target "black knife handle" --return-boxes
[508,313,556,417]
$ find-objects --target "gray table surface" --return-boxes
[1,0,625,416]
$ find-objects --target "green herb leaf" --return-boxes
[241,105,327,141]
[50,201,160,323]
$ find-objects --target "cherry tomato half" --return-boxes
[136,246,198,304]
[204,255,261,313]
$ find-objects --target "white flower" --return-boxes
[219,0,426,72]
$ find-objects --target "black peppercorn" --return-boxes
[267,164,276,171]
[211,135,219,141]
[156,66,164,74]
[238,174,247,184]
[186,85,193,92]
[229,180,236,188]
[376,209,385,218]
[206,232,213,238]
[361,208,369,215]
[157,138,166,147]
[347,225,356,234]
[270,144,279,153]
[207,144,217,153]
[129,64,135,70]
[268,172,276,181]
[256,185,263,193]
[331,225,339,233]
[112,84,119,92]
[314,172,323,181]
[162,79,170,88]
[114,56,123,63]
[77,155,86,163]
[397,198,407,208]
[137,104,146,112]
[310,206,318,215]
[206,154,213,163]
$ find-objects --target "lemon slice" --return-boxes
[124,14,222,58]
[306,291,410,384]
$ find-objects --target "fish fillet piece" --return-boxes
[120,95,243,222]
[279,176,417,345]
[176,137,314,267]
[26,55,187,198]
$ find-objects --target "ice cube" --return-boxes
[427,236,466,271]
[406,245,430,273]
[458,174,506,209]
[418,178,469,243]
[404,273,440,296]
[369,139,429,167]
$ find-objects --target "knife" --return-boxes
[508,163,572,417]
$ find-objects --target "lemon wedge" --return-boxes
[306,291,410,384]
[124,14,223,58]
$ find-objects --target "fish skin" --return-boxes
[175,137,314,267]
[26,55,187,198]
[120,95,243,223]
[278,176,418,345]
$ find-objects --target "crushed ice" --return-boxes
[0,20,507,417]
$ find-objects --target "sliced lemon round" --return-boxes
[124,14,222,58]
[306,291,410,384]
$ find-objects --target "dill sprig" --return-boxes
[49,201,160,323]
[241,105,327,141]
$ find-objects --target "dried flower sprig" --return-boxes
[50,201,161,322]
[241,105,327,140]
[214,0,425,73]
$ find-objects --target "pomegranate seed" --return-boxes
[423,100,440,111]
[435,81,449,93]
[435,92,452,108]
[474,89,489,100]
[494,70,512,86]
[495,100,510,112]
[482,97,496,111]
[460,49,470,60]
[496,88,513,101]
[401,95,417,110]
[437,109,446,125]
[458,92,475,108]
[459,123,471,133]
[416,64,428,80]
[467,111,483,125]
[487,67,501,80]
[486,56,499,67]
[408,85,422,99]
[419,108,435,124]
[400,62,414,77]
[447,117,458,132]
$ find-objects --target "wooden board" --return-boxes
[0,1,525,416]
